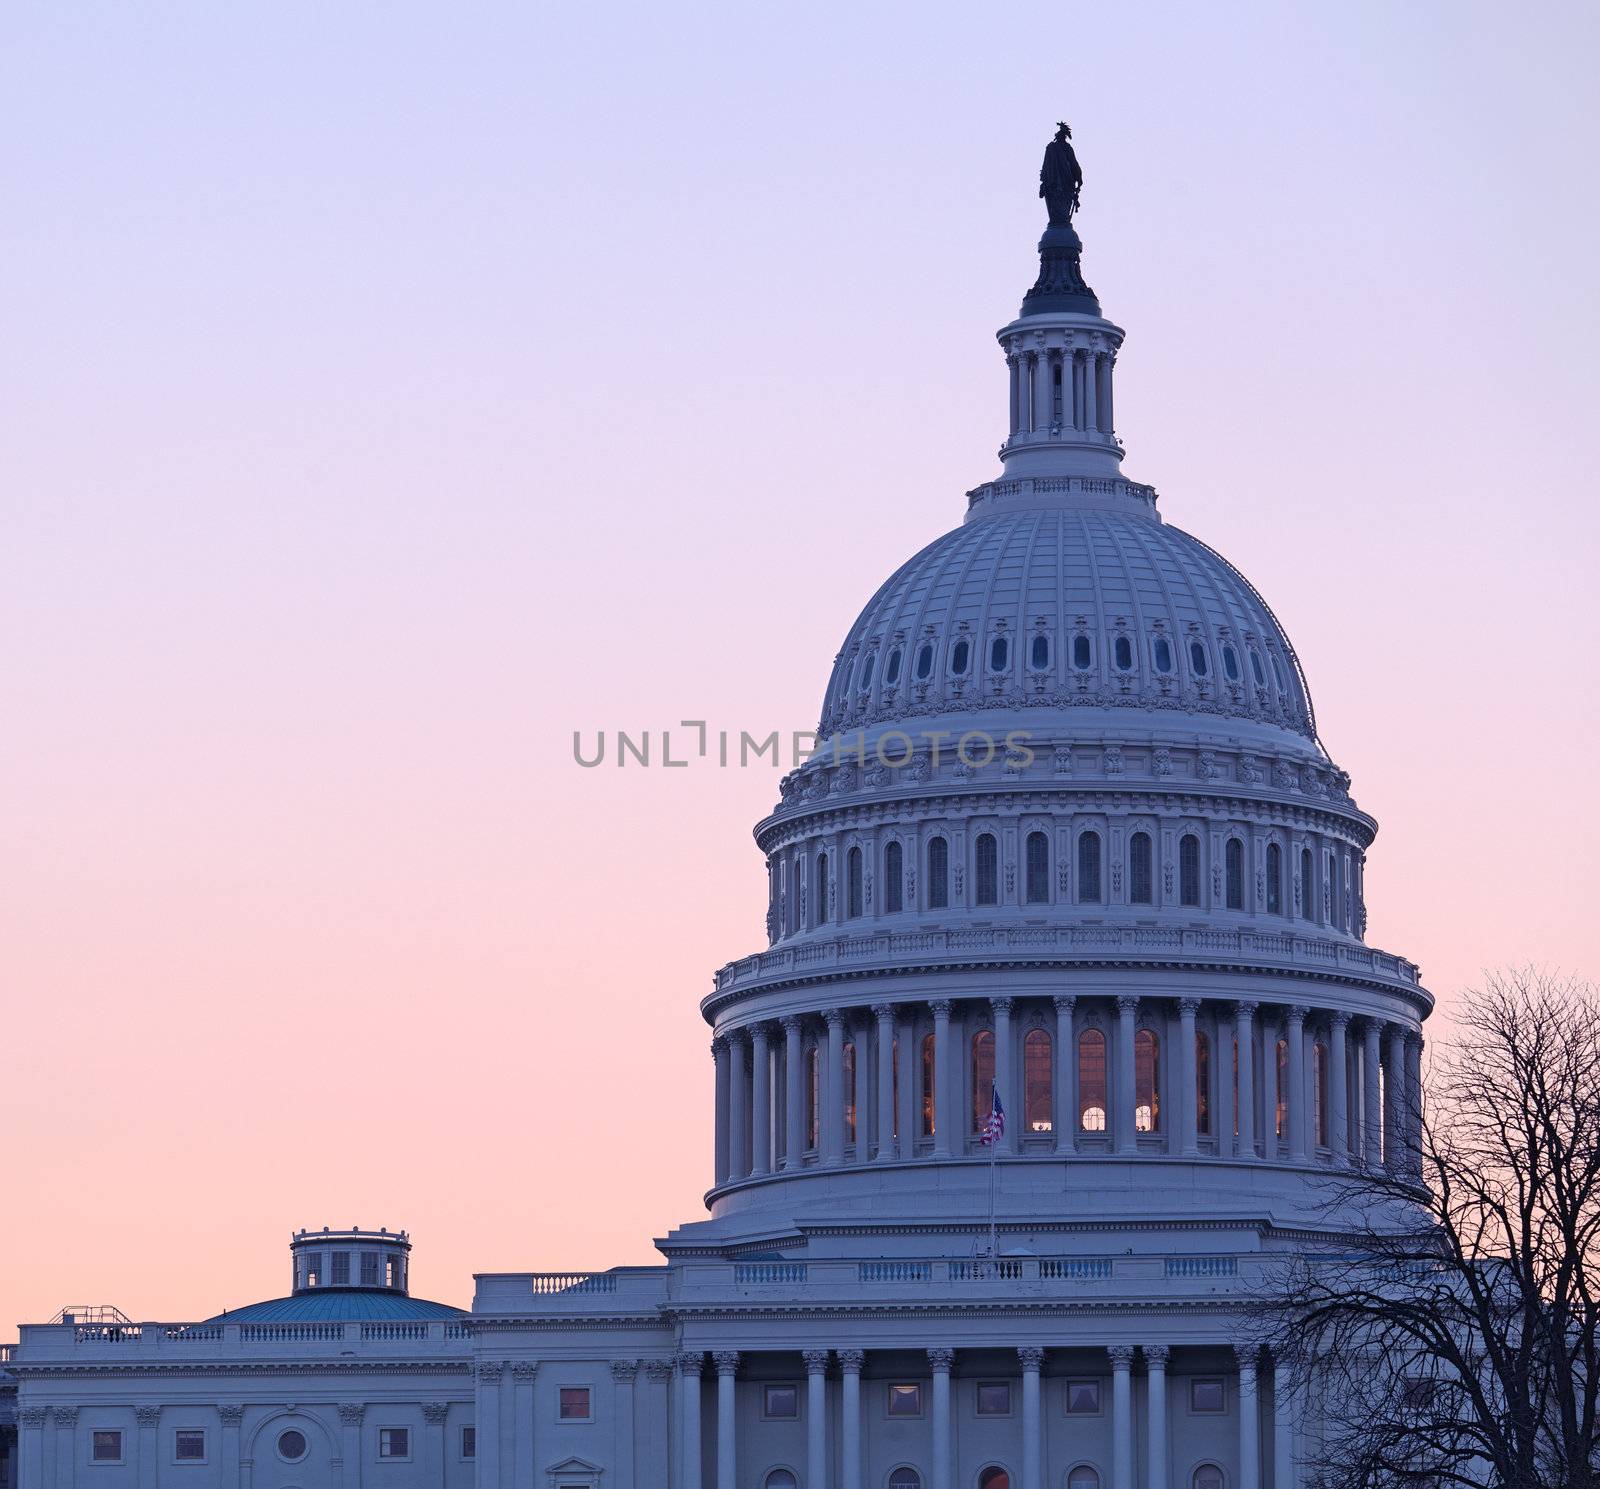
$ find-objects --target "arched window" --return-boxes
[1314,1039,1329,1147]
[1300,847,1314,921]
[884,841,904,914]
[1135,1029,1160,1132]
[1069,1469,1102,1489]
[1222,644,1240,681]
[1152,636,1173,673]
[847,846,864,919]
[990,636,1009,672]
[1271,652,1287,690]
[1330,853,1343,929]
[1275,1037,1288,1138]
[1114,635,1134,671]
[843,1040,856,1143]
[1072,634,1092,670]
[1078,1030,1107,1131]
[1024,1029,1052,1132]
[764,1472,799,1489]
[806,1044,820,1150]
[951,638,971,675]
[786,857,800,936]
[1129,831,1153,905]
[1196,1030,1212,1136]
[1077,831,1102,903]
[1250,649,1266,687]
[1030,634,1050,670]
[1179,834,1201,907]
[1266,841,1283,916]
[1189,640,1210,676]
[1225,838,1244,910]
[915,642,934,681]
[921,1033,936,1137]
[975,833,999,906]
[1193,1468,1224,1489]
[885,647,903,686]
[889,1472,923,1489]
[979,1468,1011,1489]
[1025,831,1050,904]
[927,837,949,910]
[971,1030,995,1133]
[858,651,875,692]
[815,850,830,925]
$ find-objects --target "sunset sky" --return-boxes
[3,1,1597,1331]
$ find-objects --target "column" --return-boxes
[19,1410,46,1489]
[803,1351,830,1489]
[1145,1347,1168,1489]
[219,1404,243,1488]
[1109,1346,1134,1489]
[751,1024,772,1176]
[1083,352,1099,433]
[611,1361,638,1489]
[840,1350,864,1489]
[1019,1347,1044,1489]
[712,1036,730,1185]
[993,996,1017,1153]
[512,1363,536,1485]
[1236,1002,1258,1159]
[928,1348,954,1489]
[1286,1007,1308,1161]
[784,1016,805,1170]
[54,1406,79,1489]
[1178,1000,1200,1157]
[1032,350,1052,432]
[873,1006,896,1161]
[1007,352,1021,435]
[825,1009,846,1165]
[728,1032,749,1180]
[336,1404,362,1489]
[1054,996,1076,1153]
[1272,1353,1296,1489]
[1329,1013,1351,1164]
[476,1363,501,1489]
[896,1012,916,1159]
[1406,1032,1425,1177]
[1102,350,1115,431]
[1116,997,1138,1155]
[1237,1351,1260,1489]
[931,1001,953,1158]
[423,1403,448,1487]
[678,1353,704,1489]
[1362,1020,1382,1167]
[713,1353,739,1489]
[1384,1024,1405,1171]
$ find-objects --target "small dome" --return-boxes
[204,1290,464,1324]
[819,503,1315,745]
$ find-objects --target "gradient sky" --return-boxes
[3,1,1597,1331]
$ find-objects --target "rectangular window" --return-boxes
[1064,1380,1102,1415]
[558,1388,591,1421]
[887,1383,923,1418]
[174,1430,206,1462]
[331,1251,351,1285]
[460,1426,476,1459]
[302,1251,323,1287]
[378,1428,410,1459]
[762,1384,799,1420]
[92,1432,123,1463]
[975,1382,1012,1416]
[361,1251,380,1286]
[1190,1379,1226,1413]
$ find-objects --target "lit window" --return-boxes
[977,1382,1011,1415]
[990,636,1009,671]
[93,1432,124,1463]
[277,1431,307,1462]
[1064,1379,1102,1414]
[806,1045,820,1149]
[174,1431,205,1462]
[378,1428,410,1458]
[1030,634,1050,670]
[884,841,903,914]
[558,1388,591,1421]
[1135,1029,1160,1132]
[927,837,949,910]
[1114,635,1133,671]
[915,643,934,681]
[1077,831,1102,903]
[887,1383,923,1417]
[971,1030,995,1133]
[302,1251,322,1287]
[1189,641,1210,676]
[1179,835,1201,907]
[1191,1379,1225,1412]
[461,1427,476,1459]
[1276,1038,1289,1137]
[847,846,864,919]
[1072,635,1092,670]
[1222,644,1240,681]
[1078,1031,1107,1132]
[1024,1028,1052,1132]
[1129,832,1153,905]
[1196,1031,1212,1136]
[1152,636,1173,673]
[921,1034,936,1138]
[885,647,903,685]
[386,1253,402,1288]
[1025,831,1050,904]
[1266,842,1283,915]
[1225,839,1244,910]
[1314,1039,1329,1147]
[844,1040,856,1143]
[951,639,970,675]
[763,1384,799,1420]
[975,833,998,906]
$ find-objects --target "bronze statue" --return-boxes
[1039,122,1082,225]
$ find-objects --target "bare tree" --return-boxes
[1256,970,1600,1489]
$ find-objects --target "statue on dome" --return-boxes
[1039,121,1083,225]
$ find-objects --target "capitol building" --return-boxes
[7,139,1431,1489]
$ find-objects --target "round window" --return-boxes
[278,1430,308,1462]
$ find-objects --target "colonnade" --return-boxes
[712,994,1424,1189]
[675,1344,1296,1489]
[1005,345,1115,437]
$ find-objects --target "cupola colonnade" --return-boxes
[710,991,1422,1194]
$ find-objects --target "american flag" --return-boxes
[980,1088,1006,1146]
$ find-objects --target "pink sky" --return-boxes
[3,2,1597,1329]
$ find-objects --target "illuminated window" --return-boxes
[1135,1029,1160,1132]
[927,837,949,910]
[378,1428,410,1458]
[847,846,863,919]
[887,1383,923,1417]
[1129,832,1153,905]
[1266,842,1283,915]
[1276,1038,1288,1138]
[1314,1040,1329,1147]
[971,1030,995,1132]
[558,1388,590,1421]
[1225,839,1244,910]
[1077,832,1102,903]
[884,841,903,913]
[843,1041,856,1143]
[1078,1030,1107,1131]
[1024,1029,1052,1132]
[1179,834,1201,907]
[921,1034,936,1137]
[1025,831,1050,904]
[1196,1031,1212,1136]
[806,1045,820,1149]
[975,833,999,906]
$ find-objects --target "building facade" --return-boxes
[10,146,1431,1489]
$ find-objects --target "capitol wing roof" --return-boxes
[203,1288,465,1324]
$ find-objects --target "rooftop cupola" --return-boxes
[290,1225,411,1294]
[994,123,1129,486]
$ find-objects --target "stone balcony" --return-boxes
[12,1318,472,1364]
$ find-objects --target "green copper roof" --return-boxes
[204,1288,465,1323]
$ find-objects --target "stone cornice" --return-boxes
[7,1360,471,1380]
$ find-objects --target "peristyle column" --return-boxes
[931,1001,953,1158]
[824,1009,846,1165]
[714,1352,739,1489]
[728,1032,749,1180]
[928,1348,954,1489]
[1032,348,1052,431]
[840,1349,864,1489]
[1054,995,1076,1152]
[1286,1006,1308,1161]
[1362,1019,1382,1167]
[1405,1032,1425,1177]
[874,1005,896,1162]
[803,1350,830,1489]
[1384,1023,1405,1171]
[750,1023,772,1176]
[679,1353,704,1489]
[1236,1002,1258,1158]
[783,1016,805,1170]
[1109,1345,1134,1489]
[1178,999,1200,1156]
[1145,1345,1169,1489]
[1115,996,1139,1155]
[1019,1346,1044,1489]
[1329,1012,1351,1164]
[992,996,1017,1153]
[712,1036,730,1185]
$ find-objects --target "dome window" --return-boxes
[1114,635,1133,671]
[951,639,971,675]
[1072,635,1093,670]
[1179,834,1202,907]
[1250,649,1267,687]
[1222,644,1240,681]
[1029,634,1050,670]
[1077,831,1103,903]
[884,647,903,686]
[1271,653,1288,690]
[1189,641,1210,677]
[1152,637,1173,674]
[914,642,934,681]
[989,636,1009,672]
[858,652,875,693]
[974,832,999,906]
